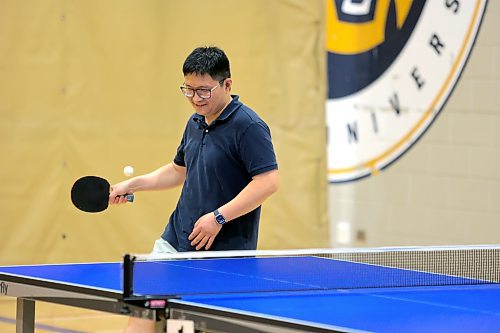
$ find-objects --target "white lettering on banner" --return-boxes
[326,0,488,182]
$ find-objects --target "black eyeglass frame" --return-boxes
[180,79,226,99]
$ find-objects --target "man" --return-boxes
[110,46,279,332]
[110,46,278,251]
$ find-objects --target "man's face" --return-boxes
[183,73,232,120]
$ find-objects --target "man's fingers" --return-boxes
[190,233,204,246]
[109,194,129,205]
[205,236,215,250]
[188,226,201,241]
[190,217,221,249]
[196,237,209,251]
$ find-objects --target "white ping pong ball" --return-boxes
[123,165,134,177]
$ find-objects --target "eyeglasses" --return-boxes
[180,79,225,99]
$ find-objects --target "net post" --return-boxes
[123,254,135,298]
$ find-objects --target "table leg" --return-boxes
[16,298,35,333]
[155,317,166,333]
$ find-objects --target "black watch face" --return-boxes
[216,215,225,224]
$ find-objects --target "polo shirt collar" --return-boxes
[214,95,241,123]
[191,95,241,126]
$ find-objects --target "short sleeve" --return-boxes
[239,121,278,177]
[173,130,186,167]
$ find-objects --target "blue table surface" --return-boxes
[178,284,500,333]
[1,256,500,332]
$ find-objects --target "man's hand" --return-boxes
[188,212,222,250]
[109,181,132,205]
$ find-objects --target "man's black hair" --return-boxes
[183,46,231,81]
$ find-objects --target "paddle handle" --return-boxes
[123,194,134,203]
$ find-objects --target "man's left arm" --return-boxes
[188,169,279,250]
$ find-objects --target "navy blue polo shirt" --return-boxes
[161,95,278,251]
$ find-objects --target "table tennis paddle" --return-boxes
[71,176,134,213]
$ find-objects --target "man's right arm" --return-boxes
[109,162,186,204]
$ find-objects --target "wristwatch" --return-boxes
[213,209,227,225]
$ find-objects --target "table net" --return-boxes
[122,245,500,298]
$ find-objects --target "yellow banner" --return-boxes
[0,0,327,264]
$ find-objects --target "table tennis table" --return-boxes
[1,246,500,332]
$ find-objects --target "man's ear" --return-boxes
[225,78,233,92]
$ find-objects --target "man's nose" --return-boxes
[192,93,204,103]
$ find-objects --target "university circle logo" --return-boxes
[326,0,488,183]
